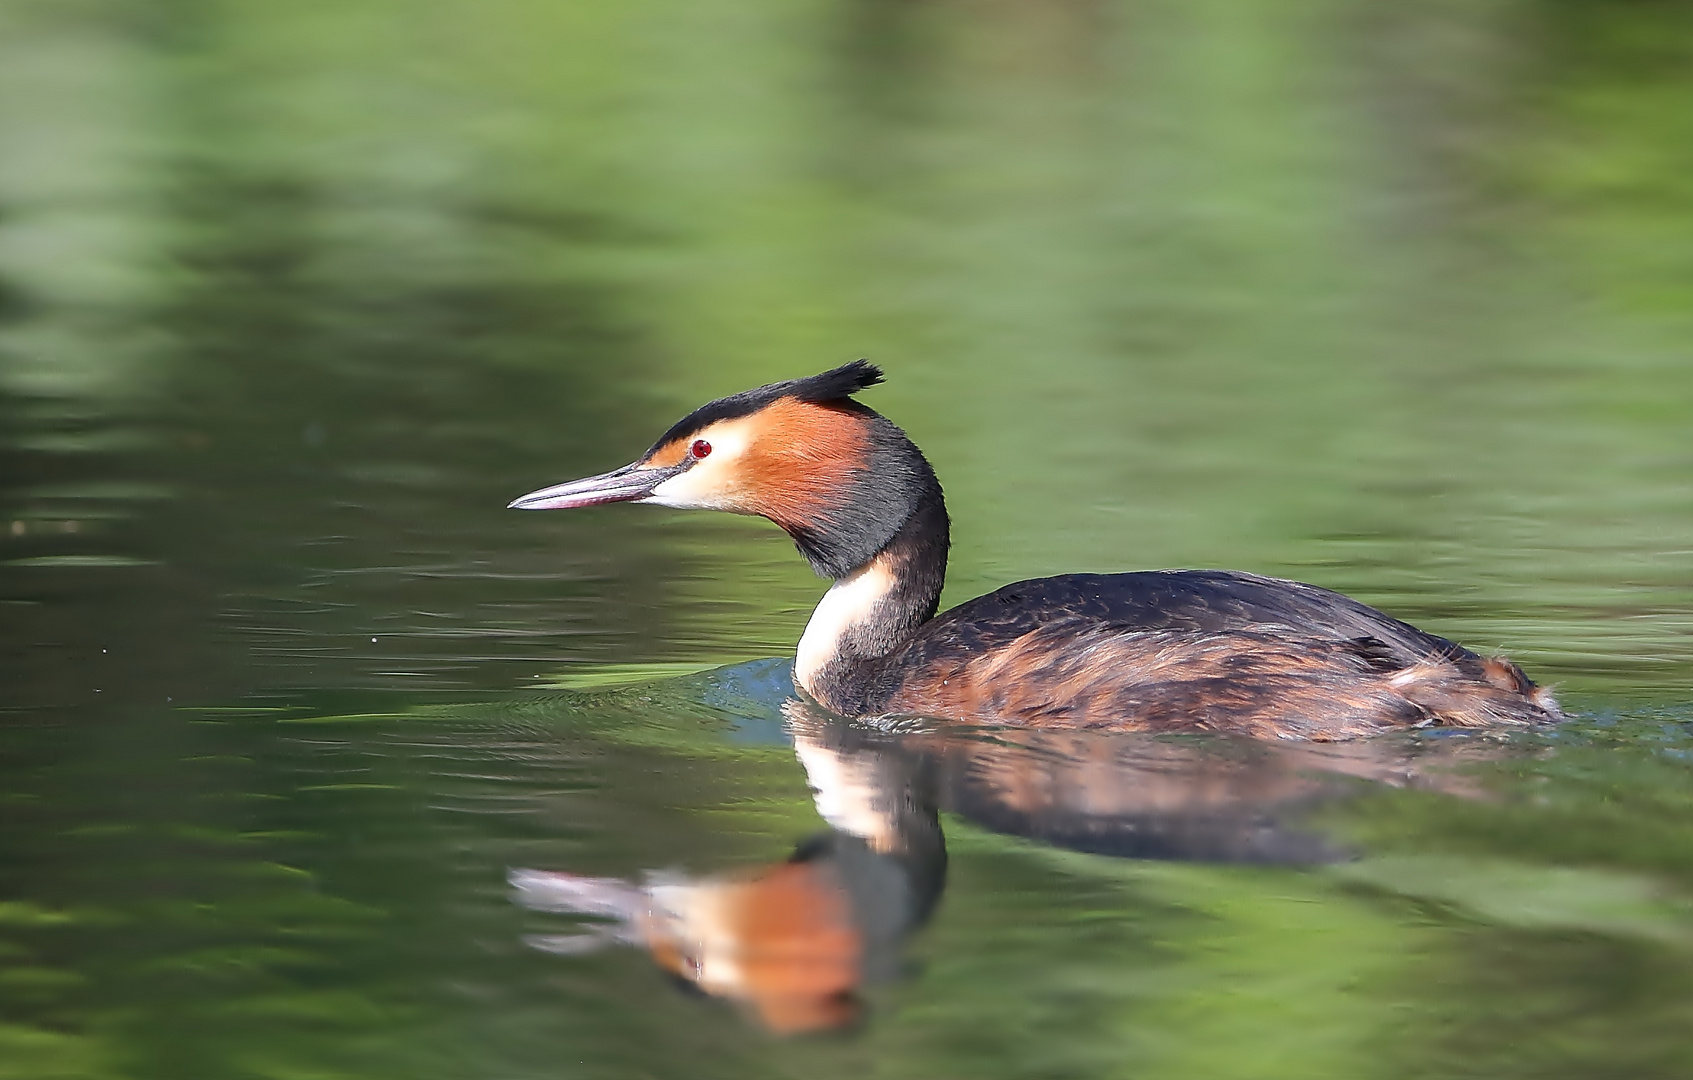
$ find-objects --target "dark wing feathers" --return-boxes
[887,570,1475,677]
[850,570,1549,737]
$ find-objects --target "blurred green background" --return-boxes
[3,0,1693,1077]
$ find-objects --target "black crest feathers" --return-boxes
[647,360,886,453]
[789,360,884,402]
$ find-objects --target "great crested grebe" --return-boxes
[510,362,1560,739]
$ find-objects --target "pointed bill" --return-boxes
[507,461,685,510]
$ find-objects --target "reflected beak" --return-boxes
[507,461,684,510]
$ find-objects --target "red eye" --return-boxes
[690,439,712,459]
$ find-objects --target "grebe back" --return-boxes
[510,362,1559,740]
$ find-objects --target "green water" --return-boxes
[4,0,1693,1075]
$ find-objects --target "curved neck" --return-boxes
[795,494,949,713]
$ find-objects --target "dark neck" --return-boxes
[793,491,949,714]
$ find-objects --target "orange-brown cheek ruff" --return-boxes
[736,399,870,537]
[510,361,1561,740]
[642,398,871,538]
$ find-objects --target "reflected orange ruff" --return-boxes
[651,859,862,1034]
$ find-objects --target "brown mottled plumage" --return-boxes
[852,571,1560,739]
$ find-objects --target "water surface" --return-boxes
[4,0,1693,1077]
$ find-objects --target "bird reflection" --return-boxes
[512,697,1501,1033]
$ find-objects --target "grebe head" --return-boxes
[509,361,943,579]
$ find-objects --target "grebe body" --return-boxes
[511,363,1558,740]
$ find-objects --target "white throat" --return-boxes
[794,558,896,698]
